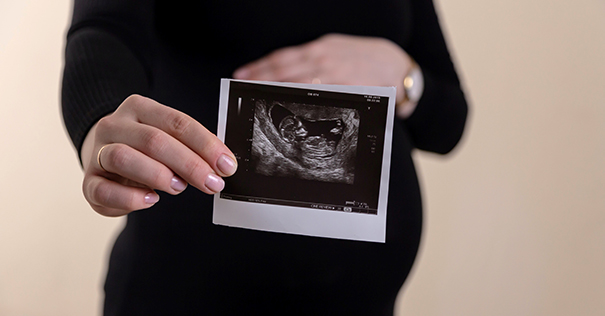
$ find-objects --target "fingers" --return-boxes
[95,143,188,195]
[99,123,218,195]
[95,98,234,196]
[232,34,412,91]
[113,95,237,177]
[83,173,160,217]
[82,94,240,216]
[234,46,319,82]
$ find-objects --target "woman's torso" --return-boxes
[104,1,422,315]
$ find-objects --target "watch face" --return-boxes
[404,76,414,90]
[405,66,423,103]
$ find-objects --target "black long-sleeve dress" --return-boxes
[62,1,468,315]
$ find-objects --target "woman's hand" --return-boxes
[233,33,414,108]
[80,95,238,217]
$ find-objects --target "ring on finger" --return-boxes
[97,144,111,172]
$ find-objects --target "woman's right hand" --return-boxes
[80,95,238,217]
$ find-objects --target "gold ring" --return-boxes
[97,144,110,172]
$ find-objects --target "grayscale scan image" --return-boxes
[251,100,359,184]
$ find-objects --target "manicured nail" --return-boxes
[217,154,238,176]
[233,68,249,79]
[171,176,187,192]
[144,192,160,204]
[205,173,225,193]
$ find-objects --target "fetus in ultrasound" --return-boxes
[251,100,359,184]
[270,104,344,159]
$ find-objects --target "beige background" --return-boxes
[1,0,603,315]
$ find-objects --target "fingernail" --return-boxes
[171,176,187,192]
[145,192,160,204]
[205,173,225,193]
[234,68,249,79]
[217,154,238,176]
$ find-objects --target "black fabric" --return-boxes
[61,0,468,315]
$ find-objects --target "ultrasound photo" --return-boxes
[216,80,395,242]
[251,99,360,184]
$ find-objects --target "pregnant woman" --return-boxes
[61,0,468,315]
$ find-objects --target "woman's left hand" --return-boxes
[233,33,413,106]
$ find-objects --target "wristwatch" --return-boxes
[402,62,424,104]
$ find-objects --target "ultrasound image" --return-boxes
[251,100,359,184]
